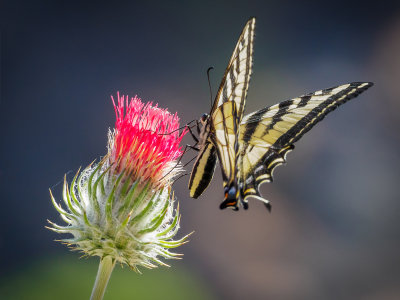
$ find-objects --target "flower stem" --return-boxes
[90,256,116,300]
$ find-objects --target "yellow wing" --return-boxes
[237,82,373,207]
[211,17,255,120]
[211,101,239,187]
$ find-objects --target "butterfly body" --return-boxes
[188,114,217,199]
[188,17,373,211]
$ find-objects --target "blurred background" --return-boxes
[1,0,400,299]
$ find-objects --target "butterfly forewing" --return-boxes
[237,82,373,202]
[212,17,255,120]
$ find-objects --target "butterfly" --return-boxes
[188,17,373,211]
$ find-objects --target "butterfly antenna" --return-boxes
[207,67,214,108]
[159,120,196,135]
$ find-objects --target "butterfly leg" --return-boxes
[161,144,200,180]
[176,144,200,167]
[196,119,201,135]
[187,124,199,143]
[167,121,201,178]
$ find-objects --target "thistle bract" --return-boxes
[48,94,189,272]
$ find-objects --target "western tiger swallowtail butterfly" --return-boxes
[188,17,373,211]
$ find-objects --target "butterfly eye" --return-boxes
[200,113,209,123]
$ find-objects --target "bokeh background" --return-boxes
[2,1,400,299]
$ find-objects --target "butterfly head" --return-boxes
[200,113,209,125]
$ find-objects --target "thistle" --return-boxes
[47,93,190,300]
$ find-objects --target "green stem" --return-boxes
[90,256,116,300]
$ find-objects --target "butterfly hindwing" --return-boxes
[237,82,373,205]
[188,142,217,199]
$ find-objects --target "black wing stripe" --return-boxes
[222,76,228,102]
[241,106,271,143]
[230,65,236,102]
[262,100,293,135]
[298,95,311,107]
[239,21,254,117]
[220,101,230,182]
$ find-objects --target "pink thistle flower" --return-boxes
[109,93,185,186]
[48,92,191,299]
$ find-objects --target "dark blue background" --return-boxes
[2,1,400,299]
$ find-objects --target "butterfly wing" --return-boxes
[188,142,217,198]
[209,18,256,208]
[237,82,373,209]
[211,17,255,119]
[211,101,240,191]
[188,17,256,200]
